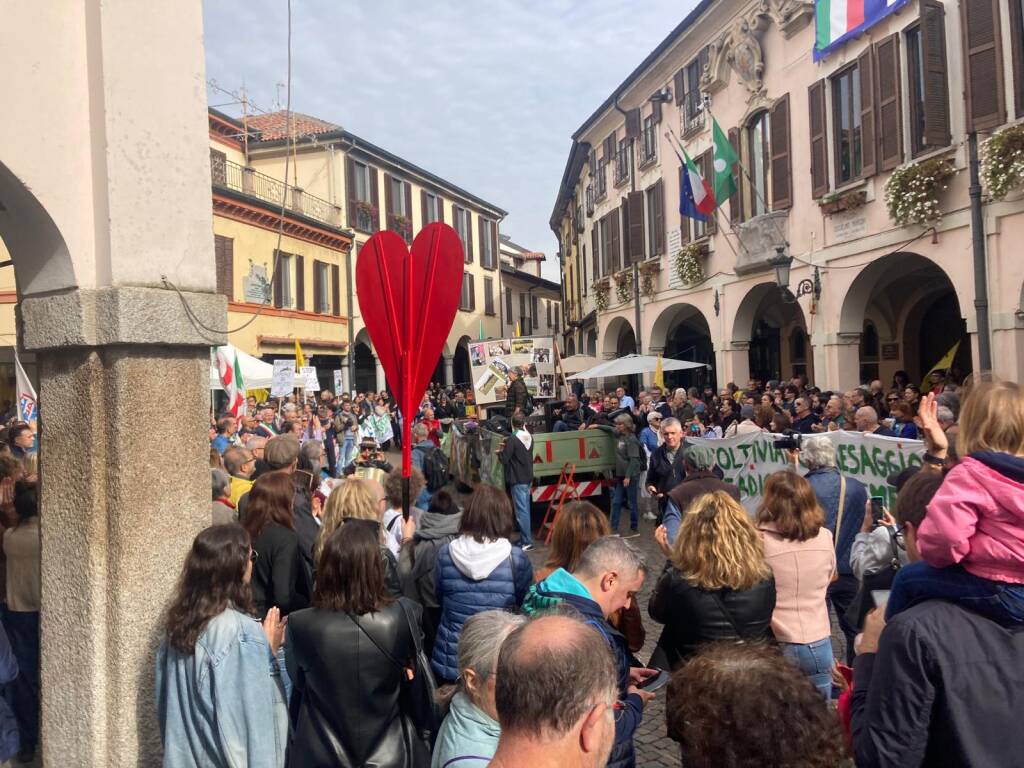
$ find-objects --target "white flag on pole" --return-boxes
[14,350,37,426]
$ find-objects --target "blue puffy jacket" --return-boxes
[431,537,532,681]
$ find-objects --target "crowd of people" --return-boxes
[174,367,1024,767]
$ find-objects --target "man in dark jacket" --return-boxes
[522,536,654,768]
[506,368,530,417]
[499,414,535,550]
[645,417,686,524]
[852,601,1024,766]
[663,444,741,545]
[553,393,586,432]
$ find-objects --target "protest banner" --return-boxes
[300,366,320,391]
[271,359,296,397]
[333,369,343,396]
[467,335,557,406]
[686,430,926,511]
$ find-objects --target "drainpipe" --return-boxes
[613,95,643,357]
[968,132,992,373]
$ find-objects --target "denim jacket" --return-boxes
[804,467,867,576]
[156,607,287,768]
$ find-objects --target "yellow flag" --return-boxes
[653,354,665,391]
[921,340,960,391]
[294,339,305,369]
[250,388,269,404]
[514,322,521,338]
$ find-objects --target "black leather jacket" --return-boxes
[285,598,427,768]
[648,565,776,670]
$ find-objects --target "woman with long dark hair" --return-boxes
[286,521,428,768]
[156,524,287,768]
[243,470,311,618]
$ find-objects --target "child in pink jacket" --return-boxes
[887,382,1024,624]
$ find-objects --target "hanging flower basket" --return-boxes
[674,243,705,286]
[593,282,609,311]
[390,214,413,240]
[613,271,632,303]
[355,200,378,217]
[641,270,657,298]
[982,124,1024,201]
[883,157,954,228]
[818,189,866,215]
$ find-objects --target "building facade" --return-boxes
[209,110,353,387]
[498,235,562,340]
[234,110,507,392]
[553,0,1024,392]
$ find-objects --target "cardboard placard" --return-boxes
[271,360,296,397]
[468,336,556,405]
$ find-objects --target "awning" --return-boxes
[566,354,708,380]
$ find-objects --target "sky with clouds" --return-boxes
[203,0,698,281]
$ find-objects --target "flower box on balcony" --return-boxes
[818,189,866,215]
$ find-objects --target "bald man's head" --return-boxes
[854,406,880,432]
[496,615,617,739]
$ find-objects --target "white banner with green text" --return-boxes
[684,431,926,512]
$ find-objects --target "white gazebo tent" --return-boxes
[209,344,305,391]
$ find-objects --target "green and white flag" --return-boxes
[711,119,738,207]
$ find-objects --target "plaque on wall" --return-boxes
[882,343,899,360]
[243,263,272,304]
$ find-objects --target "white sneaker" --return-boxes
[643,511,657,521]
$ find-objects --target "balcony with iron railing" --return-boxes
[613,147,630,186]
[211,156,343,229]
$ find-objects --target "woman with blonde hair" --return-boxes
[317,477,404,597]
[756,471,836,699]
[648,491,776,670]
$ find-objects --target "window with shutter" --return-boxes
[384,173,394,215]
[277,252,294,308]
[673,68,686,105]
[831,64,864,185]
[464,210,474,263]
[908,3,951,155]
[505,287,513,321]
[654,179,665,255]
[747,111,771,217]
[728,127,744,223]
[214,235,234,300]
[610,208,621,271]
[682,49,708,136]
[874,35,901,172]
[1011,0,1024,117]
[532,295,539,327]
[312,260,323,313]
[519,293,526,328]
[331,263,341,317]
[640,115,657,165]
[368,168,380,231]
[625,108,641,139]
[592,226,600,280]
[602,215,613,276]
[769,95,793,210]
[628,190,645,263]
[460,273,473,311]
[961,0,1006,131]
[808,81,829,197]
[294,254,305,311]
[490,221,498,270]
[273,250,283,308]
[651,97,663,124]
[484,276,495,316]
[857,49,877,178]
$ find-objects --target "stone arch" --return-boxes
[452,335,473,388]
[601,316,636,358]
[0,160,78,298]
[353,328,376,393]
[840,251,968,381]
[732,281,811,382]
[650,302,715,389]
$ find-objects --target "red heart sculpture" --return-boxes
[355,223,464,486]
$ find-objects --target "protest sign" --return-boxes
[686,430,926,511]
[333,369,343,395]
[300,366,320,391]
[360,410,394,445]
[468,336,557,405]
[271,359,296,397]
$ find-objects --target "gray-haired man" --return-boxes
[662,443,741,545]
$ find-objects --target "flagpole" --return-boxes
[663,128,746,268]
[701,102,792,252]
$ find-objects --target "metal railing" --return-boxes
[213,158,341,228]
[614,148,630,185]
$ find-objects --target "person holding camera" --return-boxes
[798,436,867,664]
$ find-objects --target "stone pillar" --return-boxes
[821,334,861,391]
[720,342,751,388]
[22,287,225,765]
[339,356,351,395]
[444,355,454,386]
[374,355,387,393]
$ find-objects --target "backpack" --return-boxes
[422,447,449,492]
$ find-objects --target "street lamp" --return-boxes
[770,246,820,303]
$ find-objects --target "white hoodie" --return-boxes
[448,535,512,580]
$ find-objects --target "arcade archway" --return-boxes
[650,302,715,391]
[733,282,812,383]
[840,252,970,384]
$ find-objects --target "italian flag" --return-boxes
[215,346,246,417]
[816,0,903,53]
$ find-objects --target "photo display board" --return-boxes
[468,336,556,405]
